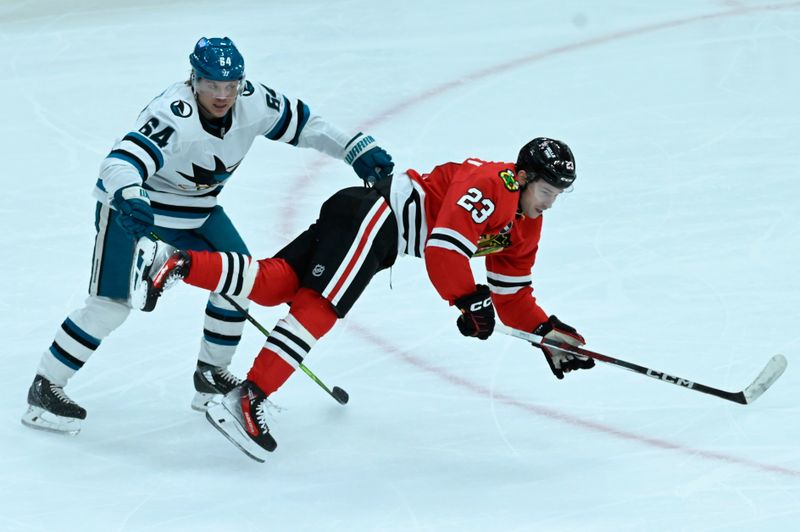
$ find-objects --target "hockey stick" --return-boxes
[138,233,349,405]
[219,294,350,406]
[496,325,787,405]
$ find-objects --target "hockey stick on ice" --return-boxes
[219,294,350,406]
[496,325,787,405]
[139,233,350,405]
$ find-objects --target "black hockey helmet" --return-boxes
[516,137,576,189]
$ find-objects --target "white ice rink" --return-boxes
[2,0,799,530]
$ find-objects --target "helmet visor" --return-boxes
[194,78,243,99]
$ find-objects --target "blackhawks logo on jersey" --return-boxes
[474,221,513,256]
[498,169,519,191]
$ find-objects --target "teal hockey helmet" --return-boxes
[189,37,245,81]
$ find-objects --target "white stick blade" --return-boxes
[743,354,788,404]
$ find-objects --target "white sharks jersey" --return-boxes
[93,80,353,229]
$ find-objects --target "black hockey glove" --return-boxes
[534,315,594,380]
[454,285,495,340]
[111,185,154,239]
[344,132,394,185]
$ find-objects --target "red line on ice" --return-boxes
[349,323,800,479]
[279,2,800,478]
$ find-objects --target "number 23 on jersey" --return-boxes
[456,187,495,223]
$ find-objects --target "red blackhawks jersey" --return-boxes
[387,158,549,332]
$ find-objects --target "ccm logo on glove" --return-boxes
[468,297,492,312]
[454,285,495,340]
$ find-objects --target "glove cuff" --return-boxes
[344,132,377,166]
[115,184,151,205]
[534,314,585,346]
[534,314,576,335]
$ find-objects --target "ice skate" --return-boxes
[191,361,244,411]
[130,238,191,312]
[21,375,87,436]
[206,380,277,462]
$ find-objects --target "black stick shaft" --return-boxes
[497,325,785,405]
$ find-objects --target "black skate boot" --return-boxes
[21,375,87,435]
[206,380,277,462]
[191,361,244,411]
[130,239,191,312]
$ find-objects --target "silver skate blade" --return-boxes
[191,391,222,412]
[21,406,81,436]
[205,404,271,463]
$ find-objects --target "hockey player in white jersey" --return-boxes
[21,37,394,435]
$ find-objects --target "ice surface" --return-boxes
[1,1,798,530]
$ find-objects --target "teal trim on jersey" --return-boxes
[264,96,291,140]
[150,205,211,219]
[289,101,310,146]
[95,178,107,193]
[107,151,146,178]
[126,131,164,169]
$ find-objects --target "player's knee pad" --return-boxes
[68,296,131,338]
[288,288,338,339]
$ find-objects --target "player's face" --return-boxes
[519,178,563,218]
[194,78,241,118]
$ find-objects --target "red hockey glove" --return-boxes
[534,315,594,379]
[454,285,495,340]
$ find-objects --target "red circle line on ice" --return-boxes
[280,2,800,478]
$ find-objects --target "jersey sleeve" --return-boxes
[425,162,516,304]
[97,104,176,200]
[484,217,549,331]
[257,82,351,158]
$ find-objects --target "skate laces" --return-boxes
[214,368,243,387]
[254,396,285,428]
[49,383,77,405]
[253,398,284,430]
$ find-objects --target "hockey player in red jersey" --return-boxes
[134,137,594,461]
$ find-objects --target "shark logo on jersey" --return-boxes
[170,100,193,118]
[177,156,242,189]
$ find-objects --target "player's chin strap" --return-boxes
[496,325,787,405]
[141,231,350,406]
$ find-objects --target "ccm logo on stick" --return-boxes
[646,369,694,388]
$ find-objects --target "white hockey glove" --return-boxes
[533,315,594,380]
